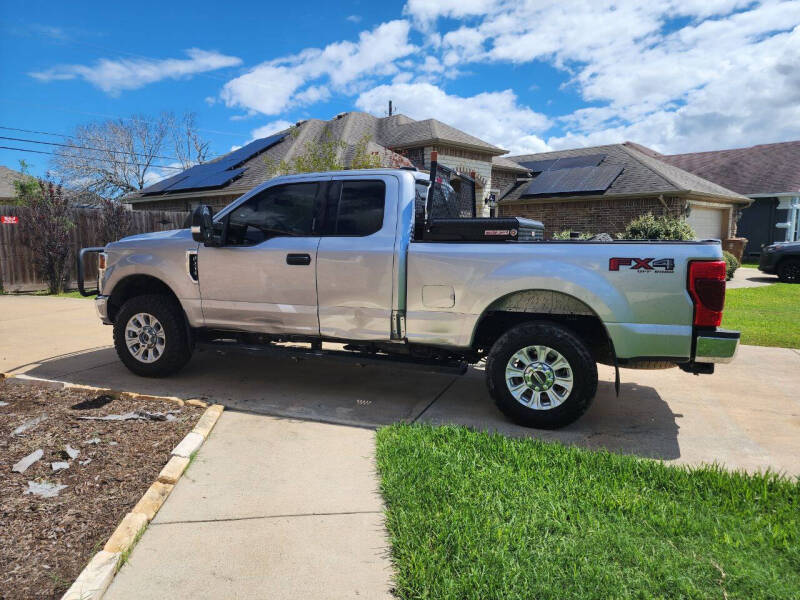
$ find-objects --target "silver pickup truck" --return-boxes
[80,167,739,429]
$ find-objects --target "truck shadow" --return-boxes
[19,347,680,461]
[418,366,681,460]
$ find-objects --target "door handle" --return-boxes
[286,253,311,266]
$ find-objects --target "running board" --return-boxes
[196,341,468,375]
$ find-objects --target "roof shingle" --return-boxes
[657,140,800,195]
[500,144,748,204]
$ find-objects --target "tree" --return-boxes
[51,112,209,198]
[266,128,387,176]
[14,163,75,294]
[98,197,133,243]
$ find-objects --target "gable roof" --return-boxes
[0,165,24,201]
[492,155,531,173]
[653,140,800,196]
[129,111,504,201]
[499,144,749,204]
[382,118,506,154]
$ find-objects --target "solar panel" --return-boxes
[189,167,246,189]
[522,165,623,196]
[517,158,558,173]
[517,154,607,173]
[141,173,189,194]
[141,132,287,195]
[550,154,606,170]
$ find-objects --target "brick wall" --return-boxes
[131,193,241,212]
[490,168,519,194]
[499,196,689,239]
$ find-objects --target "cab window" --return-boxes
[226,182,319,245]
[325,180,385,236]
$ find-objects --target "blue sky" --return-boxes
[2,0,799,181]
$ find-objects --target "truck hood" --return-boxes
[116,228,192,244]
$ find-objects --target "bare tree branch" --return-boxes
[50,112,209,198]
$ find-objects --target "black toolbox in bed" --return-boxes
[424,217,544,242]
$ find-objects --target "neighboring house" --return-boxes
[656,141,800,257]
[498,143,750,240]
[129,111,520,216]
[0,165,26,203]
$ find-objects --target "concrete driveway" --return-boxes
[4,294,800,598]
[3,294,799,474]
[726,266,778,289]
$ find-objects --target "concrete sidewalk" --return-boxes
[105,411,393,599]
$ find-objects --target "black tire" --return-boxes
[113,294,193,377]
[777,258,800,283]
[485,322,598,429]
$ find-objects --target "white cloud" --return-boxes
[249,120,294,142]
[220,20,416,115]
[412,0,800,153]
[404,0,501,26]
[346,15,362,23]
[356,82,551,154]
[30,48,242,95]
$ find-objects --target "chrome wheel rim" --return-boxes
[125,313,166,363]
[505,345,573,410]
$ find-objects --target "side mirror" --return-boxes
[191,205,225,246]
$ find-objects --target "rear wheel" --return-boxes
[486,322,597,429]
[113,294,193,377]
[778,258,800,283]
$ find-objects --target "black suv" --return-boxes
[759,241,800,282]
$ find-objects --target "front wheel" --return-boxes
[485,322,598,429]
[778,258,800,283]
[113,294,193,377]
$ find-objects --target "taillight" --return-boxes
[98,253,107,270]
[688,260,726,327]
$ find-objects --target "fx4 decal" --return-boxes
[609,257,675,272]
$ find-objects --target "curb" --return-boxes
[61,401,224,600]
[0,375,225,600]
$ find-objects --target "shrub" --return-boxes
[551,230,593,240]
[15,174,75,294]
[619,213,695,241]
[723,250,740,281]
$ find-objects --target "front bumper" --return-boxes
[95,295,112,325]
[758,252,777,273]
[694,328,740,364]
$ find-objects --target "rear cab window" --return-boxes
[324,179,386,236]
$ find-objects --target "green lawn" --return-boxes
[741,260,760,268]
[33,290,89,299]
[377,424,799,600]
[722,283,800,348]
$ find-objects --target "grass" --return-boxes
[376,424,800,600]
[722,283,800,348]
[32,289,90,299]
[741,260,760,268]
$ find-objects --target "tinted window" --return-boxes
[227,182,318,245]
[332,180,385,236]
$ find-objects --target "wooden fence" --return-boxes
[0,205,190,292]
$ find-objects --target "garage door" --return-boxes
[687,205,726,239]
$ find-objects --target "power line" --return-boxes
[0,125,70,138]
[0,145,185,170]
[0,98,248,139]
[0,134,185,162]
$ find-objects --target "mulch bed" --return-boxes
[0,381,203,599]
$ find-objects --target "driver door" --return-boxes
[198,181,323,336]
